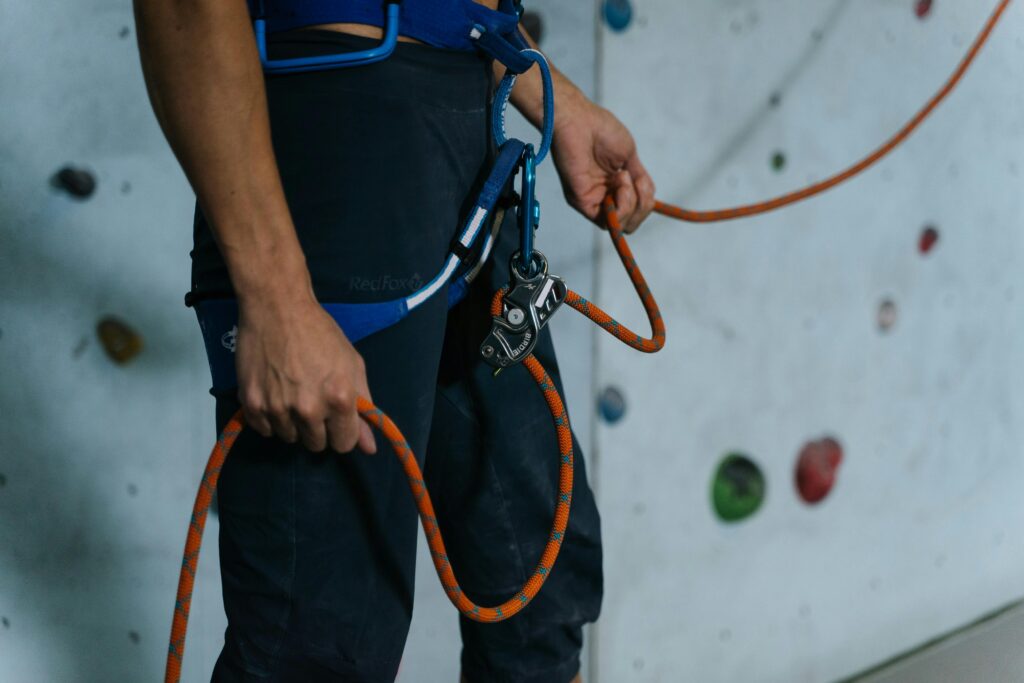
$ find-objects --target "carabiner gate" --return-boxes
[514,144,540,277]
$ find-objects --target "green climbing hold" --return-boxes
[711,453,766,522]
[771,151,786,172]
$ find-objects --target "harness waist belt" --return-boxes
[250,0,521,51]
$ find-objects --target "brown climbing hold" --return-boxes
[97,316,143,364]
[795,436,843,504]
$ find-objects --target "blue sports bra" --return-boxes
[248,0,521,51]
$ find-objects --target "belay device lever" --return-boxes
[480,250,568,370]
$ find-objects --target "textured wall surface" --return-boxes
[2,0,1022,682]
[593,1,1024,681]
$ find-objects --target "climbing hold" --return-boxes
[97,316,144,364]
[53,165,96,198]
[521,11,544,45]
[795,436,843,504]
[877,299,897,332]
[129,630,140,644]
[771,151,786,172]
[603,0,632,33]
[769,91,782,108]
[0,473,6,487]
[711,453,765,522]
[915,0,933,20]
[918,224,939,254]
[597,386,627,424]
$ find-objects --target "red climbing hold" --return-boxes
[915,0,933,19]
[919,225,939,254]
[795,437,843,504]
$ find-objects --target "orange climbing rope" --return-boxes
[165,239,662,683]
[166,2,1010,680]
[654,0,1012,223]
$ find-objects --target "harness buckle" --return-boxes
[480,250,567,372]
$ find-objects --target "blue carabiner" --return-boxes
[254,1,402,74]
[516,144,541,276]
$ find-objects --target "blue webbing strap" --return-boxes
[476,26,555,166]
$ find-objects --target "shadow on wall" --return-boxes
[0,176,214,679]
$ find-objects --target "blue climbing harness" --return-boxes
[190,1,557,392]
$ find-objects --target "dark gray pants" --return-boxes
[193,29,602,683]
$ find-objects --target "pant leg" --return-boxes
[196,30,497,682]
[425,219,604,683]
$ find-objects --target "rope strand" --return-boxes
[654,0,1011,223]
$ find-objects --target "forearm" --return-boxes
[133,0,311,307]
[494,27,589,136]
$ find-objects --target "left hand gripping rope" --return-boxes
[167,0,1009,677]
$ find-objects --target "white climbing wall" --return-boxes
[2,0,1023,682]
[592,1,1024,681]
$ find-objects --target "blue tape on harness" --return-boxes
[194,298,409,393]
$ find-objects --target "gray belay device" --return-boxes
[480,250,567,370]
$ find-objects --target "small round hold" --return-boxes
[507,308,525,326]
[915,0,933,19]
[877,299,897,332]
[603,0,633,32]
[521,11,544,45]
[771,151,786,172]
[53,166,96,198]
[597,386,627,424]
[795,436,843,504]
[918,225,939,254]
[97,316,144,364]
[711,453,765,522]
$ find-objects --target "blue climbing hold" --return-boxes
[603,0,633,33]
[597,386,627,424]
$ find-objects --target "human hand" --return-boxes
[235,294,377,455]
[551,95,656,233]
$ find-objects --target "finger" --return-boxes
[627,155,657,218]
[294,404,328,453]
[325,409,360,454]
[239,392,274,437]
[628,174,657,233]
[612,170,637,231]
[241,408,273,438]
[267,406,299,444]
[357,420,378,456]
[355,383,378,455]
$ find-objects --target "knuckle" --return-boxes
[327,387,353,412]
[293,397,321,423]
[240,390,265,415]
